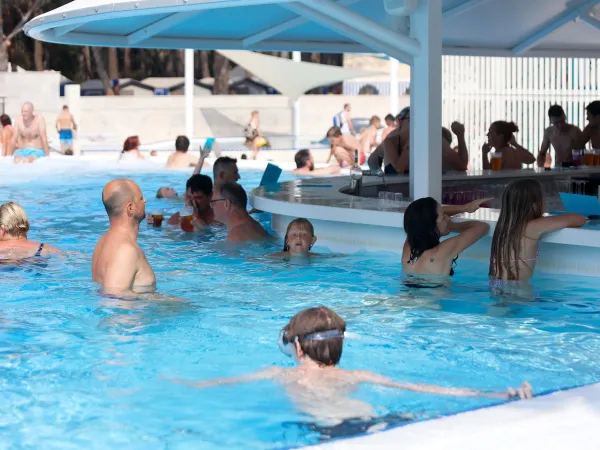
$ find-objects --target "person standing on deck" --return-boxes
[55,105,77,155]
[537,105,581,167]
[9,102,50,163]
[92,179,156,295]
[336,103,356,135]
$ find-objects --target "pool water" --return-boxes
[1,160,600,449]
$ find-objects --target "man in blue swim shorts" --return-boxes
[55,105,77,155]
[9,102,50,164]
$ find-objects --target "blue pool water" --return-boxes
[1,161,600,449]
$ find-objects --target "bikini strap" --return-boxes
[35,243,45,257]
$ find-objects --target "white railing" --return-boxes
[343,80,411,96]
[442,56,600,170]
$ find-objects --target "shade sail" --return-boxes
[24,0,600,63]
[218,50,384,100]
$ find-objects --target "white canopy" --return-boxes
[25,0,600,63]
[218,50,384,100]
[24,0,600,202]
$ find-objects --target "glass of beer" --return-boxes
[572,149,583,167]
[180,206,194,232]
[594,149,600,166]
[584,150,594,166]
[491,153,502,171]
[151,209,164,227]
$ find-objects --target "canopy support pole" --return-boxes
[292,51,301,149]
[409,0,442,201]
[389,57,399,116]
[185,48,194,139]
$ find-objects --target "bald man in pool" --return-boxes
[92,179,156,295]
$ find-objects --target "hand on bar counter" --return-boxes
[443,197,493,216]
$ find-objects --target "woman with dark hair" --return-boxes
[1,114,14,157]
[482,121,535,170]
[490,179,585,281]
[402,197,490,276]
[120,135,144,160]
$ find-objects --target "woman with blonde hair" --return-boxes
[0,202,59,260]
[489,179,585,281]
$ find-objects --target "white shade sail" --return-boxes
[218,50,385,100]
[24,0,600,64]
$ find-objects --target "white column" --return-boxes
[292,51,301,149]
[389,57,399,115]
[64,84,81,156]
[185,49,194,139]
[410,0,443,201]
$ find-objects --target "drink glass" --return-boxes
[385,192,396,206]
[180,206,194,232]
[151,209,164,227]
[572,149,583,167]
[594,149,600,166]
[394,193,404,204]
[584,150,594,166]
[491,153,502,171]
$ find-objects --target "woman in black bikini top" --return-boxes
[0,202,58,261]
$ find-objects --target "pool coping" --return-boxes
[298,382,600,450]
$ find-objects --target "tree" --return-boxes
[0,0,50,71]
[213,52,229,95]
[91,46,112,94]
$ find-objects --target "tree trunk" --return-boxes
[107,47,119,80]
[91,47,113,94]
[34,40,44,71]
[213,53,229,95]
[123,48,131,77]
[200,51,210,79]
[176,50,185,77]
[82,47,93,78]
[165,50,175,76]
[0,41,9,72]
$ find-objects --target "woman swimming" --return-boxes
[489,179,586,281]
[271,218,318,258]
[0,202,59,261]
[402,197,490,276]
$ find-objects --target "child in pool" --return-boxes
[489,179,586,281]
[171,306,533,425]
[270,218,318,258]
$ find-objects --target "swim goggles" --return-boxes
[278,328,345,358]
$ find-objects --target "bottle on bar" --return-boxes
[350,149,362,180]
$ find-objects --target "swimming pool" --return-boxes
[1,160,600,449]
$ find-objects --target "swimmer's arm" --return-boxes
[101,244,139,296]
[55,117,60,132]
[192,149,209,175]
[443,197,492,216]
[441,220,490,256]
[574,125,593,149]
[167,212,181,225]
[311,165,341,175]
[39,117,49,155]
[527,213,587,239]
[537,128,551,167]
[9,121,19,154]
[357,371,532,400]
[71,114,77,131]
[170,367,281,389]
[326,145,334,163]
